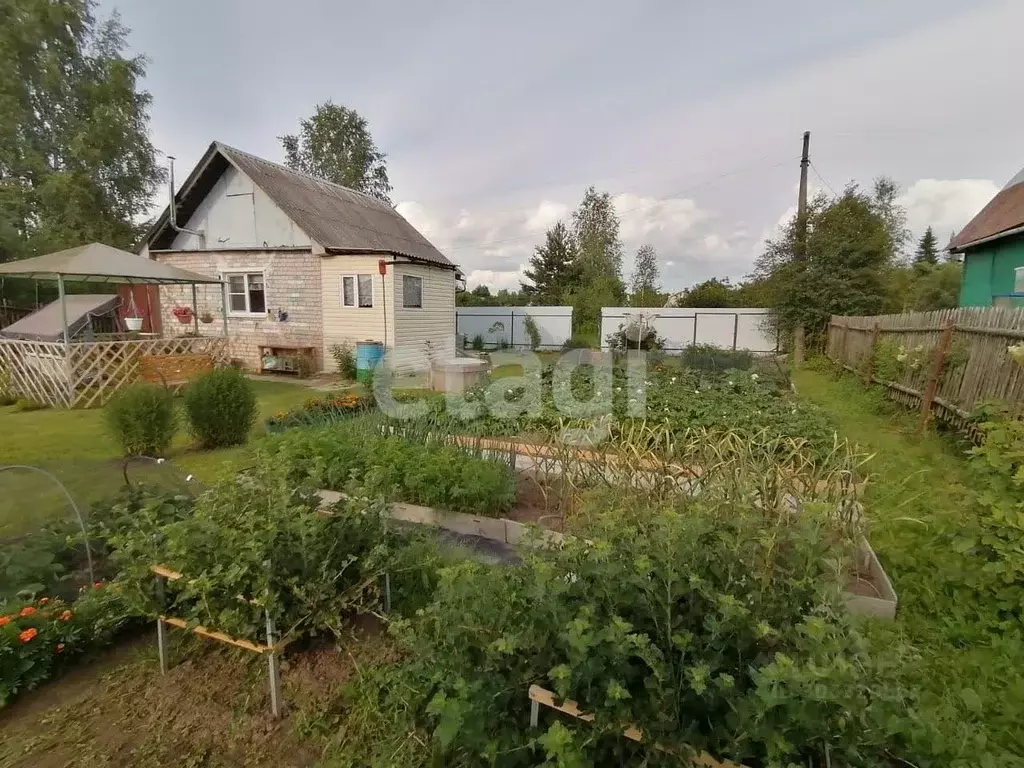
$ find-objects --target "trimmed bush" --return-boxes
[183,368,256,448]
[105,383,177,457]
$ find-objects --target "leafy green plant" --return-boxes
[471,334,485,352]
[563,332,597,350]
[105,383,177,457]
[605,318,663,350]
[331,342,357,380]
[182,368,256,448]
[0,368,15,406]
[263,416,516,515]
[523,315,542,350]
[680,344,753,372]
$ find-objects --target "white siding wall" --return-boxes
[320,254,393,372]
[170,165,312,250]
[392,263,456,373]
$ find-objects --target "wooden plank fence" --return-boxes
[826,306,1024,429]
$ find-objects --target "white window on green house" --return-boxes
[1015,266,1024,294]
[342,275,374,307]
[403,275,423,308]
[225,272,266,314]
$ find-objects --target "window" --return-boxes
[225,272,266,314]
[342,274,374,307]
[1015,266,1024,294]
[403,275,423,308]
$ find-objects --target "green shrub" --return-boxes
[0,368,16,406]
[563,331,598,349]
[471,334,485,351]
[331,342,357,380]
[605,318,663,350]
[105,383,177,457]
[182,368,257,448]
[680,343,753,372]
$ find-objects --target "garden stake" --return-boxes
[155,572,168,674]
[384,572,392,614]
[265,611,282,718]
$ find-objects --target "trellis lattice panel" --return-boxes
[0,340,73,407]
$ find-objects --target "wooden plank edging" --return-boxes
[527,685,747,767]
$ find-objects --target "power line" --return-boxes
[809,160,839,199]
[446,153,791,253]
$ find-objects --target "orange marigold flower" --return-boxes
[19,628,37,643]
[92,581,103,589]
[0,616,10,627]
[55,643,65,653]
[59,610,73,621]
[19,606,36,617]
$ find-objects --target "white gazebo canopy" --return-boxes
[0,242,221,285]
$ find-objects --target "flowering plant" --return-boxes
[264,391,373,432]
[1009,343,1024,367]
[171,305,194,324]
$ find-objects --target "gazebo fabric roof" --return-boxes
[0,243,222,284]
[0,294,121,342]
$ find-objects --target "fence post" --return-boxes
[917,320,954,432]
[863,322,881,386]
[793,325,805,364]
[509,310,515,348]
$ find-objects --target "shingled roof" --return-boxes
[949,167,1024,252]
[145,142,455,268]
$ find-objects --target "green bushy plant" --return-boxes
[680,343,753,372]
[523,314,542,351]
[0,368,16,406]
[471,334,485,352]
[13,398,46,412]
[605,318,663,350]
[331,342,357,380]
[562,331,597,350]
[105,383,177,457]
[182,368,256,448]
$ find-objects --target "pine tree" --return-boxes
[630,244,660,306]
[914,226,939,267]
[521,221,575,303]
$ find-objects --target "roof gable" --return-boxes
[144,143,455,269]
[950,167,1024,251]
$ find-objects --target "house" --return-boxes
[140,142,459,374]
[950,167,1024,308]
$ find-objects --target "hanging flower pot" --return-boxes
[124,316,144,332]
[199,311,214,324]
[172,306,194,324]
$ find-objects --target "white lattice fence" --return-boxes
[0,340,73,407]
[67,337,229,408]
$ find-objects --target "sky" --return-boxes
[98,0,1023,293]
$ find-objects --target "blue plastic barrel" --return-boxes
[355,341,385,382]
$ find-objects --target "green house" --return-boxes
[950,168,1024,307]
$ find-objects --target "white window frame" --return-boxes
[223,271,267,316]
[1015,266,1024,294]
[341,274,374,308]
[402,275,423,309]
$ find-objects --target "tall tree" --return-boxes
[755,184,895,344]
[567,186,625,332]
[0,0,163,272]
[668,277,735,308]
[521,221,575,304]
[914,226,939,267]
[629,244,661,306]
[870,177,910,262]
[280,102,392,203]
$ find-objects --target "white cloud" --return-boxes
[898,179,999,246]
[465,268,525,291]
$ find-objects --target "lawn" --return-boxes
[0,379,313,537]
[793,364,1024,758]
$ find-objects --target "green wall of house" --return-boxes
[959,234,1024,306]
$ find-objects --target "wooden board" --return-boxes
[140,353,214,386]
[160,616,271,654]
[527,685,748,768]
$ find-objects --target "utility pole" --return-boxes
[796,130,810,260]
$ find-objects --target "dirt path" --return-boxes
[0,620,395,768]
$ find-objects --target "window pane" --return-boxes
[247,273,266,314]
[228,275,245,294]
[403,275,423,308]
[358,274,373,307]
[342,276,355,306]
[248,273,264,290]
[229,293,247,312]
[1015,267,1023,293]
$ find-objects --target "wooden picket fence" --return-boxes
[826,306,1024,430]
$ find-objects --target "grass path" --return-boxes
[793,365,1024,760]
[0,379,312,536]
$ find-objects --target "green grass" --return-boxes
[0,379,312,537]
[793,364,1024,759]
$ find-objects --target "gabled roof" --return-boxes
[950,167,1024,252]
[145,142,455,269]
